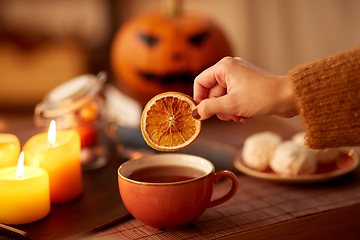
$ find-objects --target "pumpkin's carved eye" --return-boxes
[139,33,159,47]
[188,32,209,46]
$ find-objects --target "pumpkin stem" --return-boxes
[165,0,182,18]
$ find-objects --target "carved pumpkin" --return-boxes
[110,4,232,105]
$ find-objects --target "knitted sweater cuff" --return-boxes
[289,47,360,149]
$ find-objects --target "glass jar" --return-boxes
[34,72,109,170]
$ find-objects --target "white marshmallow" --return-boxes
[242,131,283,171]
[291,131,340,164]
[270,141,317,176]
[315,148,341,164]
[292,131,306,146]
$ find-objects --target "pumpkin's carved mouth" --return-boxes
[138,72,196,85]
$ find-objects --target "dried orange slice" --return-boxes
[141,92,201,151]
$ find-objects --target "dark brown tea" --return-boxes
[127,165,207,183]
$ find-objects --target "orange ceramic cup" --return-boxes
[118,153,238,230]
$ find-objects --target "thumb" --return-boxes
[192,96,236,121]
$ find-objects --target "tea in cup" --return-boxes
[118,153,238,230]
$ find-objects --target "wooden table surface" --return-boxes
[1,109,360,240]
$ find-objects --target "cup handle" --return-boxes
[208,170,238,208]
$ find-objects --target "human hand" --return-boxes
[192,57,299,122]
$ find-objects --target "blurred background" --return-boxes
[1,0,360,110]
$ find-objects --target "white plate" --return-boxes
[233,149,359,183]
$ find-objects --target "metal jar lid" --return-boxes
[34,72,107,126]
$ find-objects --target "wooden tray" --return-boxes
[1,135,237,240]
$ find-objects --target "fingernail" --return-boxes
[192,109,201,120]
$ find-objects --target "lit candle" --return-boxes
[0,134,20,168]
[23,120,82,203]
[0,152,50,225]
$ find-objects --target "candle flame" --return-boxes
[48,120,56,145]
[16,151,25,179]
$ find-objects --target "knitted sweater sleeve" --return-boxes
[289,47,360,149]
